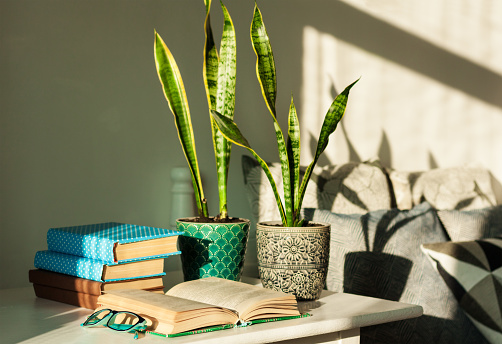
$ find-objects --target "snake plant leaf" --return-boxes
[154,31,208,218]
[203,0,218,110]
[211,110,287,224]
[216,3,237,118]
[287,96,300,216]
[251,3,294,225]
[297,78,359,218]
[251,3,277,117]
[215,1,237,218]
[210,110,250,148]
[315,78,359,160]
[203,1,236,219]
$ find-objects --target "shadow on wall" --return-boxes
[309,125,496,212]
[240,1,502,225]
[307,0,502,109]
[298,0,502,194]
[325,78,440,171]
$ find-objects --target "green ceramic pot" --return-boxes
[177,218,250,281]
[256,221,330,300]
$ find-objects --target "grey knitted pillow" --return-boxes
[303,202,487,344]
[438,205,502,241]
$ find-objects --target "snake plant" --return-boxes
[154,0,236,220]
[211,3,359,227]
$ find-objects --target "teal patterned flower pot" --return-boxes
[256,221,330,300]
[177,218,250,281]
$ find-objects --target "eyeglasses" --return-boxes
[81,308,148,339]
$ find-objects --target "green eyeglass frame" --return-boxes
[81,308,147,339]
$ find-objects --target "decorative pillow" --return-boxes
[438,205,502,241]
[388,167,499,211]
[303,202,487,343]
[242,155,392,225]
[422,238,502,344]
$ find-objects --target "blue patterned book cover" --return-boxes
[33,250,177,282]
[47,222,182,264]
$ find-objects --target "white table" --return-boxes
[0,283,422,344]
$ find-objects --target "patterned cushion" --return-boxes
[242,155,392,225]
[388,167,498,211]
[438,205,502,241]
[422,238,502,344]
[303,202,487,344]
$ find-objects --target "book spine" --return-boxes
[33,284,98,310]
[247,313,311,324]
[34,251,106,282]
[29,269,103,295]
[165,324,236,337]
[47,225,116,263]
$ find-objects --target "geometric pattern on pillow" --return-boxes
[437,205,502,241]
[422,238,502,344]
[303,202,487,343]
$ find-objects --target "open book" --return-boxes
[96,277,302,335]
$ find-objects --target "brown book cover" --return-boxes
[33,284,99,310]
[29,269,164,295]
[33,283,166,310]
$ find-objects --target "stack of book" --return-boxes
[30,222,182,309]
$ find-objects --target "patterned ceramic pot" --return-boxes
[256,221,330,300]
[177,218,250,281]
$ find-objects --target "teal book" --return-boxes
[46,222,182,264]
[33,250,177,282]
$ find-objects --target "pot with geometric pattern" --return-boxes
[256,221,330,300]
[177,218,250,281]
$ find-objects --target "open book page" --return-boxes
[165,277,299,320]
[93,303,234,335]
[100,289,237,322]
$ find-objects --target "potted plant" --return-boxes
[210,3,358,299]
[154,0,249,282]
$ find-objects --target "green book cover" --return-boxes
[145,314,311,338]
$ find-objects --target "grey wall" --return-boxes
[1,0,265,289]
[2,0,502,289]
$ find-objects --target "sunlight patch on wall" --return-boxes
[300,25,502,185]
[338,0,502,75]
